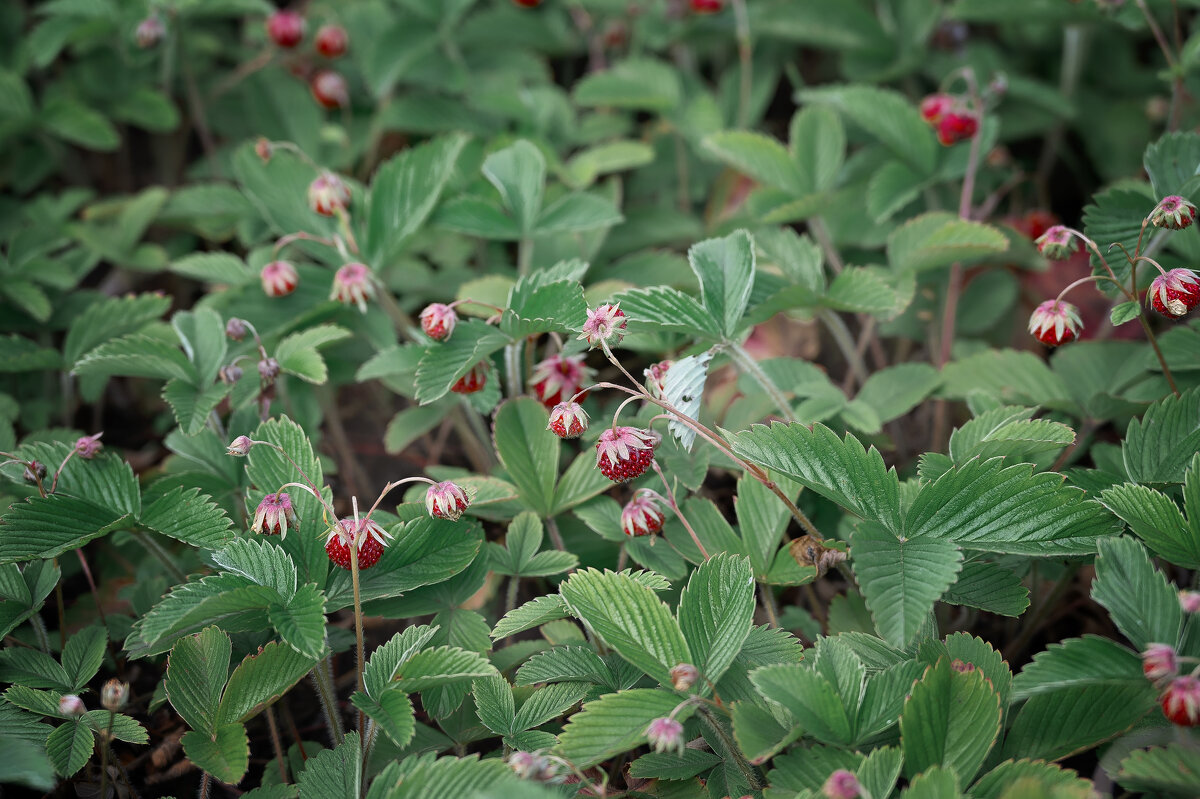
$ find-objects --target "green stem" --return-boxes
[518,237,533,277]
[758,582,780,628]
[505,342,524,399]
[350,542,366,747]
[30,614,50,653]
[312,655,345,746]
[133,531,187,584]
[698,706,761,789]
[545,517,567,551]
[505,576,520,614]
[726,343,797,422]
[730,0,753,128]
[815,311,868,388]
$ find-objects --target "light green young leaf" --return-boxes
[797,84,937,175]
[482,140,545,235]
[492,398,559,517]
[900,658,1001,783]
[702,131,807,196]
[274,325,352,384]
[789,105,845,193]
[887,212,1009,273]
[560,569,691,686]
[689,230,756,338]
[677,553,755,686]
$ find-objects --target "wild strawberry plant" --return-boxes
[5,0,1200,797]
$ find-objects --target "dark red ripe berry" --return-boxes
[451,362,488,394]
[936,113,978,146]
[315,24,348,58]
[1033,325,1077,347]
[691,0,723,12]
[266,10,304,48]
[920,94,953,123]
[1023,210,1057,241]
[326,533,383,570]
[599,447,654,483]
[311,70,348,110]
[513,0,541,6]
[1161,676,1200,726]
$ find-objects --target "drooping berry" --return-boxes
[266,10,305,48]
[548,402,589,439]
[308,171,351,216]
[1035,225,1077,261]
[919,93,953,124]
[530,353,593,408]
[1028,299,1082,347]
[1143,643,1179,682]
[579,303,627,349]
[310,69,349,109]
[670,663,699,691]
[451,361,489,394]
[227,435,253,456]
[136,15,165,48]
[645,717,685,755]
[226,318,248,340]
[596,426,660,483]
[261,260,299,297]
[74,434,103,460]
[325,517,391,570]
[621,491,665,536]
[220,365,243,384]
[252,492,297,539]
[258,357,281,381]
[644,360,671,398]
[1150,195,1197,230]
[691,0,723,12]
[425,481,472,521]
[315,24,348,58]
[1148,268,1200,318]
[1161,676,1200,726]
[512,0,542,6]
[936,112,978,146]
[508,751,557,780]
[419,303,458,341]
[822,769,862,799]
[330,263,375,312]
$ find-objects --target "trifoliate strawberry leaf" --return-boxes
[165,626,231,738]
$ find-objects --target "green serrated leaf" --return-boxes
[901,658,1001,783]
[183,723,249,785]
[166,626,231,737]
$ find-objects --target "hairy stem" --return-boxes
[653,462,710,560]
[698,706,761,790]
[312,655,345,746]
[816,310,869,387]
[726,343,797,422]
[265,706,288,783]
[758,583,780,628]
[546,517,567,551]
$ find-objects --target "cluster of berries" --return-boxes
[254,168,378,312]
[920,93,979,146]
[264,10,351,109]
[1029,196,1200,347]
[1142,639,1200,727]
[228,436,471,570]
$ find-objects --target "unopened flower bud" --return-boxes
[101,679,129,711]
[644,360,671,398]
[1181,590,1200,614]
[308,171,351,217]
[74,434,103,460]
[135,15,165,48]
[23,460,46,484]
[219,364,243,384]
[645,716,685,755]
[1035,225,1077,260]
[227,436,253,456]
[822,769,862,799]
[254,137,273,162]
[670,663,699,690]
[1143,643,1179,681]
[225,318,248,340]
[59,695,85,716]
[330,262,375,313]
[261,261,299,298]
[258,357,281,381]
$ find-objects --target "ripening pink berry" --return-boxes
[596,427,660,483]
[425,481,472,521]
[1149,195,1198,230]
[644,360,671,398]
[548,402,589,439]
[315,24,348,58]
[330,263,375,312]
[325,517,391,570]
[308,171,351,216]
[621,492,665,537]
[919,93,953,124]
[1148,268,1200,318]
[579,303,627,349]
[645,717,685,755]
[1028,299,1083,347]
[74,434,103,460]
[261,260,299,297]
[252,492,298,539]
[1181,590,1200,614]
[936,112,978,146]
[1161,676,1200,726]
[530,353,593,409]
[1143,643,1179,681]
[266,10,305,48]
[451,361,488,394]
[310,69,349,109]
[1035,225,1077,261]
[419,303,458,341]
[822,769,862,799]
